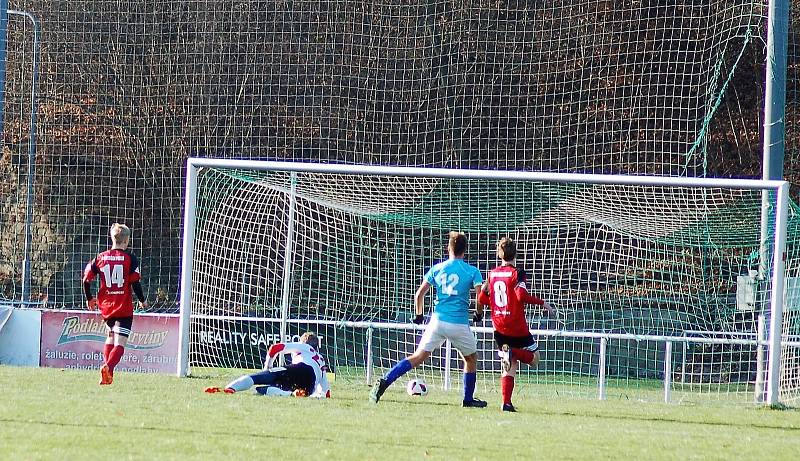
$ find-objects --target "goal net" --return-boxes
[180,160,798,405]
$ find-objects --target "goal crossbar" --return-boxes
[185,158,788,190]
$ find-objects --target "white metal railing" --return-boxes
[188,314,800,403]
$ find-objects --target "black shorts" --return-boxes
[250,362,316,395]
[105,317,134,337]
[493,331,539,352]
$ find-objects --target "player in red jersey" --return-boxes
[477,237,552,412]
[82,223,147,385]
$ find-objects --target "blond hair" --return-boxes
[110,223,132,245]
[497,237,516,262]
[300,331,320,350]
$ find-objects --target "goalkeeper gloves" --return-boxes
[412,314,425,325]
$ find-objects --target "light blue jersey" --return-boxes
[423,258,483,325]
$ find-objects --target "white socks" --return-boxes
[260,386,293,397]
[225,375,254,392]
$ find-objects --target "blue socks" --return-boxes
[463,372,476,401]
[385,359,413,385]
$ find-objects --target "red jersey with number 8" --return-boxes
[487,265,542,337]
[83,249,141,318]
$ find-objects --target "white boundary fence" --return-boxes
[189,314,800,404]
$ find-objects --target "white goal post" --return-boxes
[178,158,792,406]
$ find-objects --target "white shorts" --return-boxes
[417,316,478,356]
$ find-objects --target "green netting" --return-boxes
[188,167,798,403]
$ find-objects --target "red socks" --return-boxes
[107,345,125,371]
[103,343,114,363]
[501,376,515,405]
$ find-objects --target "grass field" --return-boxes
[1,366,799,460]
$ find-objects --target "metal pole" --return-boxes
[766,182,789,405]
[366,326,374,385]
[279,172,298,364]
[664,341,673,403]
[598,337,607,400]
[681,332,688,385]
[443,338,452,391]
[755,314,766,403]
[177,161,199,376]
[759,0,790,278]
[8,10,40,304]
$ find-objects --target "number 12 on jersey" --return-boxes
[435,272,460,295]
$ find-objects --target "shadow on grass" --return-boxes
[0,416,492,455]
[533,409,800,432]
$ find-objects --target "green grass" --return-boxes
[1,365,799,460]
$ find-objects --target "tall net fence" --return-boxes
[0,0,798,400]
[0,0,776,307]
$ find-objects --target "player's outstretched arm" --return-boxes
[412,281,430,325]
[514,285,545,306]
[262,342,313,370]
[132,281,147,310]
[82,281,96,310]
[475,281,490,322]
[82,259,98,310]
[514,286,556,316]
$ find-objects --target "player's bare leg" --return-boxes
[499,344,512,372]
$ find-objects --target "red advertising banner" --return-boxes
[40,311,180,374]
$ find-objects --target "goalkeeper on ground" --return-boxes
[204,332,331,398]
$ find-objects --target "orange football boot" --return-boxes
[99,364,113,385]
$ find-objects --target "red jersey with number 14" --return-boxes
[487,265,543,337]
[83,248,141,319]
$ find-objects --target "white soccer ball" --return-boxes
[406,378,429,396]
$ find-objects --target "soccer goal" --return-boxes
[178,159,799,406]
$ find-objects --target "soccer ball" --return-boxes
[406,378,428,396]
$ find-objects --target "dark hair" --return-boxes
[497,238,516,262]
[448,231,468,256]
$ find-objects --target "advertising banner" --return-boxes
[191,318,332,369]
[40,311,179,374]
